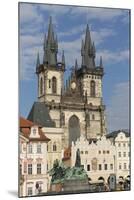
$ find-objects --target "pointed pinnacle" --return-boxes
[92,42,95,53]
[36,52,40,68]
[81,39,84,54]
[43,34,46,49]
[62,50,65,64]
[75,59,78,71]
[48,16,53,41]
[100,56,103,67]
[85,24,92,50]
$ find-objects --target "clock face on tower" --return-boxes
[71,81,76,90]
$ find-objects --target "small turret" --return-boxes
[92,42,96,57]
[75,59,78,72]
[36,52,40,71]
[100,56,103,68]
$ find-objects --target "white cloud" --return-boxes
[38,4,70,15]
[20,4,43,24]
[96,49,129,65]
[19,3,129,81]
[106,82,129,132]
[58,24,86,38]
[70,7,125,22]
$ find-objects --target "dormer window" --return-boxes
[33,128,36,135]
[30,126,39,138]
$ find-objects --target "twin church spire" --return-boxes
[36,17,103,72]
[81,24,96,69]
[43,16,58,66]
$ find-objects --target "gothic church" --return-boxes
[28,17,106,148]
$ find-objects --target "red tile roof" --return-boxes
[20,117,40,127]
[20,117,50,142]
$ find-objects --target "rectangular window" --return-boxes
[53,144,57,151]
[123,152,126,157]
[28,187,33,196]
[124,163,127,170]
[104,164,107,170]
[103,150,105,154]
[119,163,122,170]
[37,144,41,153]
[107,150,110,154]
[28,164,32,175]
[98,150,101,154]
[123,143,126,147]
[99,164,102,170]
[92,114,95,120]
[128,152,130,157]
[20,164,22,175]
[110,164,113,170]
[118,152,121,157]
[118,143,121,147]
[37,164,41,174]
[85,151,88,154]
[87,164,90,171]
[28,144,32,154]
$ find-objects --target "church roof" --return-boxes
[27,102,56,127]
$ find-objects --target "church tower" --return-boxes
[76,24,106,138]
[32,19,107,148]
[78,24,103,104]
[36,17,65,104]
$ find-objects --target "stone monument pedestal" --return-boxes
[63,178,89,192]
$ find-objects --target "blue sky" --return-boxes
[19,3,130,132]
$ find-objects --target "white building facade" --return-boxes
[71,135,116,183]
[71,130,130,185]
[19,117,50,197]
[107,130,130,183]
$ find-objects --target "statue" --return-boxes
[49,159,66,183]
[75,148,81,167]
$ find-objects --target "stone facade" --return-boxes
[42,127,64,171]
[36,18,107,148]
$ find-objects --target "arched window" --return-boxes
[69,115,80,146]
[52,77,57,94]
[90,80,95,97]
[40,77,43,95]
